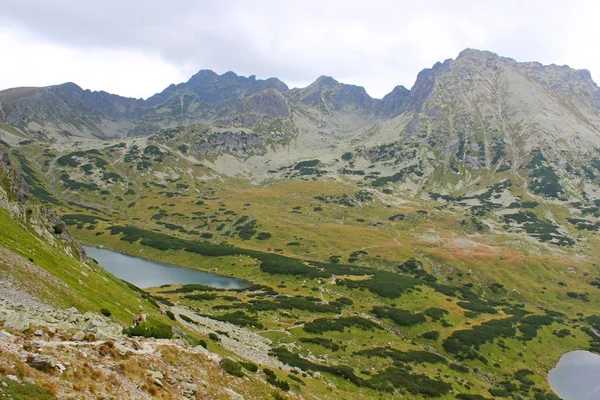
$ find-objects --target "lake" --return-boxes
[548,350,600,400]
[83,246,251,289]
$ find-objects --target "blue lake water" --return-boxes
[83,246,250,289]
[548,350,600,400]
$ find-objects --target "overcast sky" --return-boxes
[1,0,599,99]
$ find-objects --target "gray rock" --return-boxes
[33,329,43,336]
[114,343,129,356]
[27,355,56,371]
[72,330,85,341]
[82,311,96,320]
[3,314,29,331]
[147,370,164,380]
[6,375,18,383]
[182,382,198,393]
[153,378,163,387]
[0,330,14,342]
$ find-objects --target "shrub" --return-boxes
[355,347,447,365]
[299,337,340,351]
[457,301,498,314]
[424,307,449,321]
[179,314,196,324]
[165,310,175,321]
[122,322,173,339]
[442,318,516,356]
[421,330,440,340]
[489,388,509,397]
[208,332,220,342]
[100,308,112,317]
[263,368,290,391]
[304,317,381,333]
[257,232,272,240]
[365,366,452,396]
[269,348,362,386]
[518,315,553,341]
[449,363,469,373]
[371,306,426,327]
[239,361,258,372]
[220,358,244,377]
[201,311,264,328]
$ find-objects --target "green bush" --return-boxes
[365,366,451,396]
[449,363,469,373]
[179,314,197,324]
[355,347,447,365]
[208,332,220,341]
[299,337,340,351]
[122,322,173,339]
[423,307,449,321]
[100,308,112,317]
[239,361,258,372]
[166,310,176,321]
[220,358,244,377]
[443,318,516,356]
[489,388,509,397]
[371,306,426,327]
[457,301,498,314]
[201,311,263,328]
[257,232,272,240]
[421,330,440,340]
[264,368,290,391]
[304,317,381,333]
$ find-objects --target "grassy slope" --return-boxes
[0,208,171,327]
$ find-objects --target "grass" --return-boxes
[2,380,56,400]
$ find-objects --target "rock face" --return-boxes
[3,48,600,158]
[0,145,85,259]
[4,48,600,204]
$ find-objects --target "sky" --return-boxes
[1,0,599,99]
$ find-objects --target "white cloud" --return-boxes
[0,28,188,99]
[1,0,600,98]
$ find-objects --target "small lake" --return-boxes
[83,246,251,289]
[548,350,600,400]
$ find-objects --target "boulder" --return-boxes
[147,370,164,380]
[27,355,56,371]
[182,382,198,394]
[3,314,30,332]
[0,330,15,342]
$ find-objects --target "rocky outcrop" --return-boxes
[195,130,265,157]
[0,144,85,259]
